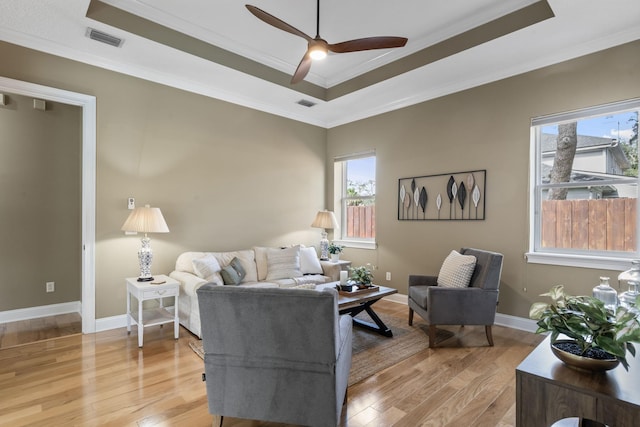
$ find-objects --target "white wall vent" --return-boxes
[86,28,124,48]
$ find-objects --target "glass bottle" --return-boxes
[618,260,640,311]
[592,276,618,313]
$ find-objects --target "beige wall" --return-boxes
[328,40,640,317]
[1,38,639,321]
[0,92,82,311]
[0,41,327,318]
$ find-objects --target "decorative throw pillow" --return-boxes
[299,246,323,275]
[265,246,303,281]
[437,250,477,288]
[221,257,246,285]
[192,254,221,280]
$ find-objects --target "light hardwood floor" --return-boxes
[0,301,542,426]
[0,312,82,349]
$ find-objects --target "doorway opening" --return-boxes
[0,76,96,335]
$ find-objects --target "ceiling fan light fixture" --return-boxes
[308,45,327,60]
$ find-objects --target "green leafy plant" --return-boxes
[328,242,344,255]
[349,264,374,285]
[529,285,640,370]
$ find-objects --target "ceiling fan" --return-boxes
[246,1,408,84]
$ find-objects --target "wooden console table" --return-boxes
[516,335,639,427]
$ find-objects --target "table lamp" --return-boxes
[311,210,338,260]
[121,204,169,281]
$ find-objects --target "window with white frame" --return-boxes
[528,99,640,270]
[334,152,376,249]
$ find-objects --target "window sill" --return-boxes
[525,252,635,271]
[334,240,377,250]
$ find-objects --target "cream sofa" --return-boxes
[169,245,342,338]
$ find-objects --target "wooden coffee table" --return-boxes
[317,282,398,337]
[516,335,640,426]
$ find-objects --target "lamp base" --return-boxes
[137,276,154,282]
[319,231,329,260]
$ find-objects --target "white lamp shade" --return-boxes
[311,210,338,230]
[121,205,169,233]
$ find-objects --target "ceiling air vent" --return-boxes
[296,99,316,108]
[86,28,124,48]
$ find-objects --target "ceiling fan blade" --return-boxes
[245,5,313,42]
[328,36,408,53]
[291,53,313,84]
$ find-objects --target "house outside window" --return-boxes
[528,99,640,270]
[334,152,376,249]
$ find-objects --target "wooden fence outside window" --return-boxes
[541,198,636,251]
[346,205,375,239]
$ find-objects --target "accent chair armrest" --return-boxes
[408,274,438,288]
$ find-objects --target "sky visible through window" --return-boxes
[542,111,637,142]
[347,157,376,186]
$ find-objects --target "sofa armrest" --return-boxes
[169,270,209,297]
[320,261,342,281]
[408,275,438,288]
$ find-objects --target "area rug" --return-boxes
[189,312,453,386]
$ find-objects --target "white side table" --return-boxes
[126,274,179,347]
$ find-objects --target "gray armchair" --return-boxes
[197,284,352,427]
[408,248,504,347]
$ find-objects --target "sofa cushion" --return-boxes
[266,246,303,281]
[211,250,258,283]
[299,246,323,275]
[437,250,477,288]
[253,246,270,281]
[221,257,246,285]
[175,251,206,275]
[192,254,222,281]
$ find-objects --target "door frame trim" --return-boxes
[0,76,96,333]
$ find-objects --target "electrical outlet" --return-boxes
[46,282,55,292]
[386,272,391,281]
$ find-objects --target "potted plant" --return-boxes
[328,242,344,262]
[529,285,640,371]
[349,264,374,288]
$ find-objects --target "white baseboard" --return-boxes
[383,292,538,333]
[95,314,128,332]
[0,301,81,324]
[494,313,539,333]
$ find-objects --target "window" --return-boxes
[334,152,376,249]
[528,99,640,270]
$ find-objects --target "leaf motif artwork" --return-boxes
[466,173,475,219]
[446,176,455,202]
[457,182,466,212]
[410,179,416,218]
[398,169,485,221]
[419,187,427,219]
[472,184,481,219]
[404,189,411,218]
[451,182,458,218]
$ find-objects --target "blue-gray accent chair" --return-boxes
[197,284,352,427]
[408,248,504,347]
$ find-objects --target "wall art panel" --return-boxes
[398,170,486,221]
